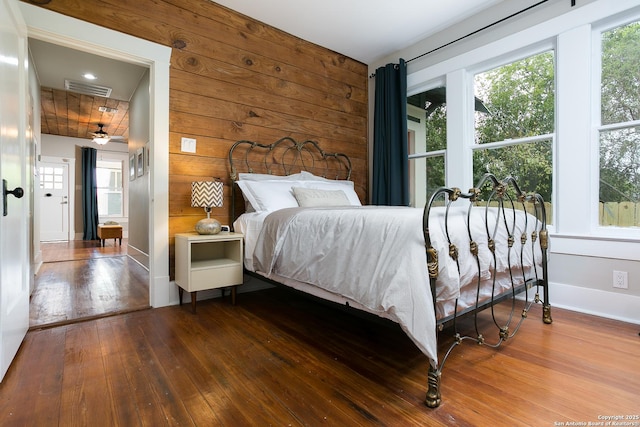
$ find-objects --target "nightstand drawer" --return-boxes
[190,264,242,291]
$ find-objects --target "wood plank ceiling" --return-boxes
[40,87,130,143]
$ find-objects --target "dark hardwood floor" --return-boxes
[30,239,150,329]
[4,285,638,426]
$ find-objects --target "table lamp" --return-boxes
[191,180,223,234]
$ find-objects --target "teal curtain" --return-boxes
[82,147,99,240]
[372,59,409,206]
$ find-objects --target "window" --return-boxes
[39,166,64,190]
[473,51,554,218]
[96,159,124,217]
[597,20,640,227]
[407,86,447,207]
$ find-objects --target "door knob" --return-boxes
[45,193,52,197]
[2,179,24,217]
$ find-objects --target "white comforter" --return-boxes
[240,205,544,366]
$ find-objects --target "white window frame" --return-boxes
[591,12,640,237]
[404,0,640,250]
[96,159,124,218]
[468,47,556,216]
[407,44,558,217]
[407,78,447,208]
[96,150,129,223]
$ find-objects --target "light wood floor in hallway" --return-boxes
[3,286,639,426]
[30,239,150,329]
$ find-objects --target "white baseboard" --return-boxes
[167,275,640,327]
[549,281,640,325]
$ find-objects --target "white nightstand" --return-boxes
[175,232,244,313]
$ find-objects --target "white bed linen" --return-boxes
[234,205,544,365]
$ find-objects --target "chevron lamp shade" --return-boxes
[191,181,223,235]
[191,181,223,209]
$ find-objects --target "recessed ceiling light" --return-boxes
[83,73,97,80]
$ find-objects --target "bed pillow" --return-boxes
[238,172,307,181]
[301,180,362,206]
[292,187,351,207]
[298,171,334,181]
[239,171,340,182]
[299,171,356,182]
[236,180,300,212]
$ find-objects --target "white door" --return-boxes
[0,0,29,382]
[39,161,70,241]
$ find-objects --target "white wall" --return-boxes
[371,0,640,324]
[127,69,150,269]
[40,134,129,239]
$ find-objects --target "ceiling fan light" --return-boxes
[93,136,110,145]
[91,123,110,144]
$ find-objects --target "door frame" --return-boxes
[20,3,173,308]
[39,156,74,242]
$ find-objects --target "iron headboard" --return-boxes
[228,136,353,221]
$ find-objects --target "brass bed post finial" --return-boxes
[449,187,461,202]
[426,246,438,279]
[425,365,441,408]
[495,182,506,199]
[469,187,481,203]
[543,304,553,324]
[539,229,548,250]
[448,243,459,261]
[469,241,478,256]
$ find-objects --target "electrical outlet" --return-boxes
[613,270,628,289]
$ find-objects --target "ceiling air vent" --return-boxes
[98,106,118,113]
[64,79,112,97]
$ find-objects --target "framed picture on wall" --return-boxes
[129,153,136,181]
[145,142,150,173]
[136,147,144,177]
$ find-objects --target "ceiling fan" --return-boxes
[90,123,126,145]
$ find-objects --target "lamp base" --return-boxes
[195,217,222,235]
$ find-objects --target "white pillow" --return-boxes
[238,171,343,182]
[302,180,361,206]
[298,171,332,181]
[292,187,351,207]
[237,173,305,212]
[236,180,300,212]
[238,172,307,181]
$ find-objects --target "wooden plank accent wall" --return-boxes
[25,0,369,278]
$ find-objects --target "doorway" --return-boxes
[31,38,148,327]
[21,2,172,310]
[32,148,146,328]
[39,159,71,242]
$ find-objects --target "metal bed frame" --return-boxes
[422,173,552,407]
[228,137,552,408]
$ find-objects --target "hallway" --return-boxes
[30,239,150,329]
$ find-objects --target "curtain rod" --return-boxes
[406,0,552,65]
[369,0,573,78]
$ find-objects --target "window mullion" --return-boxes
[446,69,473,187]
